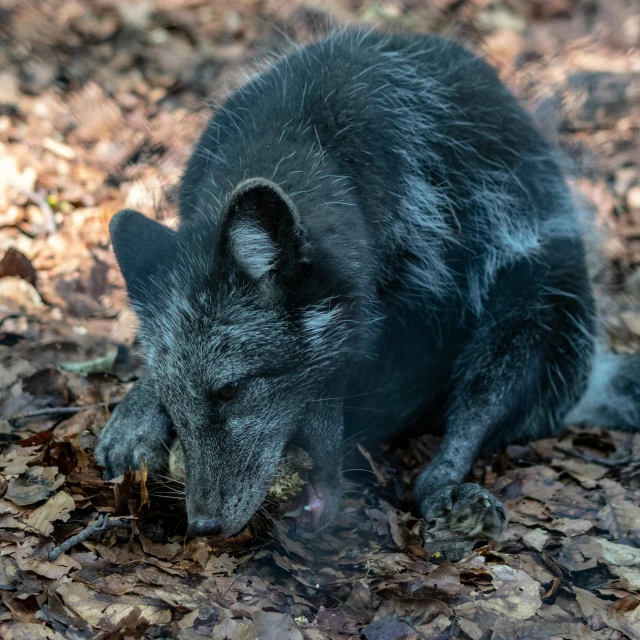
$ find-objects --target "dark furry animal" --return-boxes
[96,29,640,539]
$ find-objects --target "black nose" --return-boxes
[187,517,223,537]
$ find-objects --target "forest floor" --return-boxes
[1,0,640,638]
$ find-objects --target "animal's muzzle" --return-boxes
[187,516,223,537]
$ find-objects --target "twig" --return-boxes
[14,407,90,419]
[10,399,121,423]
[48,513,130,561]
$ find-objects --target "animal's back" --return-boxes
[181,30,580,313]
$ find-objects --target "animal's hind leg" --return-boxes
[565,349,640,431]
[415,249,594,538]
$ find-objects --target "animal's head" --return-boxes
[110,179,351,537]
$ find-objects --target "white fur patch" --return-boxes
[302,304,345,349]
[229,222,278,279]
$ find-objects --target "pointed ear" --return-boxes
[220,178,309,280]
[110,209,177,304]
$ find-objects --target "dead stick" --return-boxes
[10,400,121,422]
[14,407,90,419]
[48,513,130,561]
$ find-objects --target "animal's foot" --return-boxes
[420,483,507,539]
[94,385,171,479]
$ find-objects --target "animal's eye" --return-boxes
[217,381,240,401]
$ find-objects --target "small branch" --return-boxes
[10,399,121,423]
[49,513,131,561]
[14,407,90,419]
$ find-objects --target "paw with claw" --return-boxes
[421,483,508,539]
[94,382,172,479]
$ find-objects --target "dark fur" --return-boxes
[96,29,639,538]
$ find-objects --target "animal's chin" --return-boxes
[282,483,327,531]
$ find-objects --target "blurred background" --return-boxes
[0,0,639,385]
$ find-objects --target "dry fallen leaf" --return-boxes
[21,491,75,536]
[4,466,65,506]
[16,552,81,580]
[574,587,640,640]
[522,527,550,552]
[56,581,172,629]
[458,565,543,623]
[0,622,67,640]
[253,610,304,640]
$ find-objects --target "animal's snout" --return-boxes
[187,516,223,537]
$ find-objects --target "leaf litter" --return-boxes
[1,0,640,638]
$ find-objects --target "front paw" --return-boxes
[421,483,508,539]
[95,403,171,480]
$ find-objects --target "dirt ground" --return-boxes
[1,0,640,638]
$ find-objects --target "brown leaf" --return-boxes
[485,566,543,621]
[52,407,106,439]
[20,369,69,408]
[551,458,609,483]
[253,611,304,640]
[560,535,640,574]
[138,460,150,513]
[598,537,640,566]
[346,583,378,620]
[56,581,171,629]
[365,508,390,537]
[111,471,135,513]
[212,611,256,640]
[596,479,640,540]
[548,518,593,537]
[363,616,416,640]
[610,566,640,591]
[0,622,66,640]
[522,527,550,552]
[0,248,37,286]
[455,566,542,628]
[375,598,452,627]
[15,542,81,579]
[203,551,238,576]
[1,592,39,624]
[457,618,483,640]
[0,556,18,590]
[140,536,181,561]
[502,465,564,501]
[0,446,44,474]
[380,563,466,600]
[0,278,45,316]
[4,466,65,506]
[21,491,75,536]
[315,607,361,635]
[387,510,424,555]
[558,536,602,572]
[574,587,640,640]
[92,606,153,639]
[608,595,640,640]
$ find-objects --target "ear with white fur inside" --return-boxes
[220,178,308,280]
